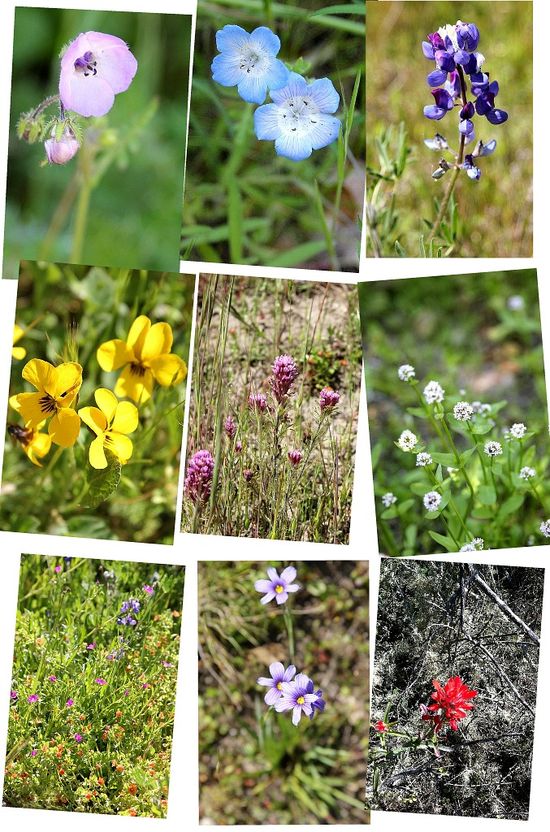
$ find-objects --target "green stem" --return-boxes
[441,415,475,498]
[530,483,547,512]
[283,605,295,664]
[70,145,94,262]
[466,422,488,483]
[439,511,460,549]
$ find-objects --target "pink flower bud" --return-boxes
[248,392,268,412]
[224,415,237,439]
[288,449,302,466]
[319,386,340,411]
[44,127,80,165]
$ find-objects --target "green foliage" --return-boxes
[4,555,185,816]
[199,560,369,823]
[1,262,194,543]
[182,275,362,542]
[182,0,365,270]
[365,1,532,258]
[360,269,548,555]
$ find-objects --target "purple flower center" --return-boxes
[74,51,98,77]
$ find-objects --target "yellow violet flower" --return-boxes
[7,421,52,466]
[79,388,139,470]
[97,315,187,404]
[12,359,82,447]
[12,325,26,360]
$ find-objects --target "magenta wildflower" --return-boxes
[143,584,154,595]
[235,440,243,453]
[271,354,299,402]
[31,749,37,757]
[124,689,130,697]
[59,31,138,118]
[319,386,340,411]
[288,449,303,466]
[255,566,300,605]
[248,392,268,412]
[142,682,150,689]
[27,694,39,703]
[224,415,237,439]
[74,733,83,743]
[10,691,18,701]
[48,675,57,683]
[185,449,215,502]
[94,678,107,686]
[54,565,62,573]
[66,698,74,708]
[243,468,254,482]
[162,661,173,668]
[86,643,96,651]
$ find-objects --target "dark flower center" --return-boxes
[39,393,58,414]
[74,51,98,77]
[130,362,147,377]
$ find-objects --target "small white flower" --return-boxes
[423,380,445,404]
[398,364,415,382]
[423,491,442,511]
[416,452,433,467]
[397,430,418,452]
[453,401,473,421]
[540,520,550,538]
[507,295,524,311]
[472,401,492,415]
[519,466,536,480]
[509,422,526,439]
[484,440,503,457]
[381,492,397,508]
[460,537,484,552]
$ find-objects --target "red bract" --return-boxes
[422,676,477,732]
[373,720,388,733]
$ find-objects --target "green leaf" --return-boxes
[428,531,457,552]
[477,485,496,505]
[430,452,456,466]
[460,447,476,464]
[498,493,525,518]
[397,498,415,515]
[406,406,428,419]
[83,451,122,509]
[471,422,494,436]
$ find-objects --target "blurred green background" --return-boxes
[4,7,191,277]
[366,0,532,257]
[199,560,369,824]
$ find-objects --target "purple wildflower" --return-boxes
[306,679,326,720]
[10,691,18,701]
[254,566,299,605]
[224,415,237,439]
[162,661,173,668]
[288,449,303,466]
[274,673,319,725]
[143,584,154,595]
[120,599,140,614]
[74,733,83,743]
[66,698,74,708]
[319,386,340,411]
[248,392,268,412]
[59,31,138,118]
[27,694,39,704]
[86,643,96,651]
[94,678,107,686]
[235,440,243,453]
[257,662,296,706]
[48,675,57,683]
[31,749,37,757]
[243,468,254,482]
[271,355,298,402]
[54,565,62,573]
[185,449,215,502]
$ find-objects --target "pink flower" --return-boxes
[185,449,215,502]
[66,698,74,708]
[31,749,38,757]
[224,415,237,439]
[143,584,154,595]
[319,386,340,411]
[235,440,243,453]
[48,675,57,683]
[271,355,298,402]
[27,694,39,704]
[74,733,83,743]
[86,643,96,650]
[287,449,302,466]
[94,678,107,685]
[248,392,268,412]
[59,31,138,118]
[243,468,254,482]
[44,128,80,165]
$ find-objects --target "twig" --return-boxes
[462,633,536,718]
[466,566,540,646]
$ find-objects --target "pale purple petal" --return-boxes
[257,676,274,687]
[264,686,282,706]
[269,661,284,678]
[275,591,288,605]
[254,579,272,593]
[280,566,296,583]
[260,591,276,605]
[292,705,303,725]
[285,583,300,594]
[282,665,296,682]
[266,567,279,582]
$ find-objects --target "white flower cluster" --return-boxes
[459,537,485,552]
[540,519,550,538]
[382,492,397,508]
[519,466,536,480]
[423,380,445,404]
[508,422,526,439]
[416,452,433,467]
[484,440,503,457]
[453,401,473,421]
[398,364,415,382]
[423,491,442,511]
[472,401,492,415]
[397,430,418,452]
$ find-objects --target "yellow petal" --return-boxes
[94,388,118,424]
[49,408,81,447]
[115,365,153,404]
[14,392,50,428]
[53,362,83,404]
[97,339,135,372]
[9,394,21,413]
[111,401,139,435]
[106,431,133,464]
[13,325,25,345]
[26,432,52,466]
[89,435,108,469]
[141,322,173,362]
[12,346,26,361]
[126,316,151,359]
[22,358,56,393]
[149,354,187,387]
[78,406,107,436]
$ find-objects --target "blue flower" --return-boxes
[211,25,289,105]
[254,72,340,161]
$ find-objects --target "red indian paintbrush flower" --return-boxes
[421,676,477,732]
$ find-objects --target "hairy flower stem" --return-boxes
[30,94,61,123]
[440,415,475,500]
[427,66,468,246]
[283,606,295,664]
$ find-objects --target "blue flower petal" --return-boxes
[237,72,268,104]
[216,24,249,53]
[423,104,447,121]
[211,53,242,87]
[263,59,290,92]
[308,78,340,114]
[270,72,308,105]
[274,131,313,161]
[427,69,447,87]
[309,113,340,151]
[486,108,508,125]
[249,26,281,56]
[254,103,281,140]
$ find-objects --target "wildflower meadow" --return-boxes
[365,1,532,257]
[369,560,543,819]
[1,261,194,543]
[4,554,184,816]
[182,0,365,270]
[182,274,362,543]
[359,269,549,556]
[199,560,368,824]
[4,7,191,277]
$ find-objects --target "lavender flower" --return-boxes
[274,673,321,725]
[248,392,268,412]
[423,380,445,404]
[453,401,473,421]
[74,733,83,743]
[224,415,237,439]
[44,127,80,165]
[271,354,298,402]
[120,599,140,614]
[257,662,296,705]
[423,491,442,511]
[10,691,18,701]
[288,449,303,466]
[484,440,502,457]
[381,492,397,508]
[460,537,484,552]
[254,566,299,605]
[398,364,415,382]
[211,25,289,105]
[306,679,326,720]
[319,386,340,411]
[94,678,107,686]
[143,584,154,595]
[47,675,57,683]
[185,449,215,502]
[66,698,74,707]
